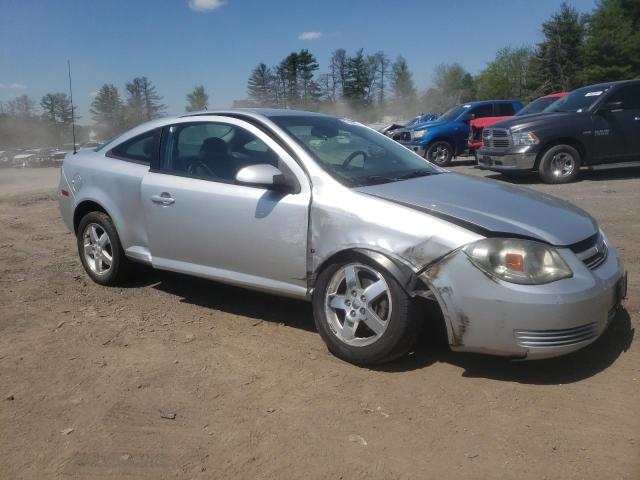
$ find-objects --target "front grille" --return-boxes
[482,128,511,149]
[515,322,598,348]
[392,131,411,142]
[570,232,608,270]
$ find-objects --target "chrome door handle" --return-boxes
[151,193,175,205]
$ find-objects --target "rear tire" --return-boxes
[425,141,454,167]
[312,256,422,366]
[77,211,132,286]
[538,144,581,184]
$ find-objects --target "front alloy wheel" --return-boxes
[82,223,113,276]
[324,263,392,347]
[312,257,423,365]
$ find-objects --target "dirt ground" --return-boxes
[1,163,638,479]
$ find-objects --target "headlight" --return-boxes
[462,238,572,284]
[412,129,427,140]
[511,131,539,146]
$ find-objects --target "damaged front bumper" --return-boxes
[418,242,626,360]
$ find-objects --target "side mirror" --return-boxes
[462,113,475,122]
[235,164,294,192]
[599,100,623,114]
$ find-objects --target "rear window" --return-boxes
[495,103,516,116]
[108,129,160,165]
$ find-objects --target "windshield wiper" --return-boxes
[355,175,398,186]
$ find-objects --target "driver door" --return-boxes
[140,117,310,297]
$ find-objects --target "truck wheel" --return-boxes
[538,145,581,184]
[77,211,132,286]
[312,257,422,366]
[425,141,453,167]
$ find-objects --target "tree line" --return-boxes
[1,0,637,148]
[241,0,639,119]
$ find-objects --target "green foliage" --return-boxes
[534,2,586,92]
[90,84,124,138]
[475,47,538,101]
[390,55,416,112]
[579,0,640,83]
[185,85,209,112]
[421,63,474,113]
[125,77,166,127]
[247,63,275,107]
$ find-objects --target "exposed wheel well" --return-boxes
[535,138,587,168]
[73,200,108,235]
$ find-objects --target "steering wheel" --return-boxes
[342,150,367,169]
[187,160,215,178]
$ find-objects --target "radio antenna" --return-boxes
[67,60,77,154]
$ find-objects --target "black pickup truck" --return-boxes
[477,80,640,183]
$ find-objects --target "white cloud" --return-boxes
[0,83,27,90]
[298,31,322,41]
[188,0,227,11]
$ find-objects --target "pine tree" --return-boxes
[534,2,586,92]
[186,85,209,112]
[125,77,166,127]
[579,0,640,83]
[296,49,321,107]
[391,56,416,111]
[247,63,275,107]
[90,84,124,137]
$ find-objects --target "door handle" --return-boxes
[634,117,640,121]
[151,193,175,205]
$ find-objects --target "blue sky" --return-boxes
[1,0,597,124]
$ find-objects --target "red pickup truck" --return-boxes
[468,92,567,151]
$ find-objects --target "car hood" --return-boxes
[491,111,577,130]
[406,120,448,130]
[355,173,597,246]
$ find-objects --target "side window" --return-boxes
[496,103,516,116]
[606,85,640,110]
[109,129,159,165]
[160,122,278,182]
[470,104,494,119]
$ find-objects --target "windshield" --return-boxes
[270,115,442,187]
[544,85,612,113]
[437,105,467,123]
[517,96,561,116]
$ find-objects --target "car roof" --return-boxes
[181,108,333,120]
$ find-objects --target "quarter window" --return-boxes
[108,129,159,165]
[160,122,278,182]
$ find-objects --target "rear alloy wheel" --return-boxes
[77,211,132,286]
[313,258,422,365]
[538,145,581,184]
[425,141,453,167]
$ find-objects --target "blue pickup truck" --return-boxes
[391,99,523,166]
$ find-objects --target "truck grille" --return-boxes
[570,232,608,270]
[515,323,598,348]
[482,128,511,149]
[393,131,411,142]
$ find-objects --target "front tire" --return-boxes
[312,257,422,365]
[77,211,132,286]
[538,144,581,184]
[425,141,454,167]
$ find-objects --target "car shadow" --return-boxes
[484,166,640,185]
[122,270,633,383]
[123,269,316,333]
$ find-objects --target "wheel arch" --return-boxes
[535,137,587,168]
[73,199,112,235]
[311,248,428,298]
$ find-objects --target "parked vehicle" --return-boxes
[468,93,567,151]
[391,100,522,166]
[478,80,640,183]
[58,109,626,365]
[379,112,439,138]
[12,152,37,168]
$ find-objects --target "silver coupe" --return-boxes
[58,109,627,365]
